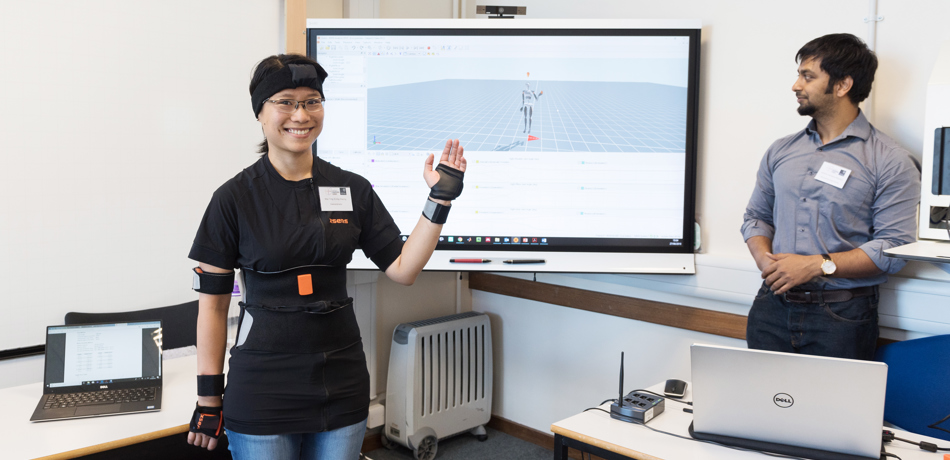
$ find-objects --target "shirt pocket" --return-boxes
[817,175,874,236]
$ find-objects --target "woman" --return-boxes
[185,54,465,459]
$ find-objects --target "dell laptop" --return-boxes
[689,344,887,460]
[31,320,163,422]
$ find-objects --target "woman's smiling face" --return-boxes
[257,87,324,157]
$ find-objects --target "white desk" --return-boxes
[884,240,950,264]
[551,382,946,460]
[0,354,206,460]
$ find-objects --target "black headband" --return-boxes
[251,63,328,117]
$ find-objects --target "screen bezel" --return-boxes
[43,320,164,394]
[307,19,699,274]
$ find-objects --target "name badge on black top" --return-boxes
[319,187,353,211]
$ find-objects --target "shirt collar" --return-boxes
[804,110,872,144]
[261,154,317,188]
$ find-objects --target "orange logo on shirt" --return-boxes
[329,218,349,224]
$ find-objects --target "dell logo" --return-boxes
[773,393,794,408]
[100,385,108,389]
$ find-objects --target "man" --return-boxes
[741,33,920,360]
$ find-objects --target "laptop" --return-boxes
[689,344,887,460]
[31,320,163,422]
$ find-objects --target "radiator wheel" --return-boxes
[380,433,395,450]
[470,425,488,442]
[413,435,438,460]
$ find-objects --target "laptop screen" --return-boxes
[44,321,163,390]
[690,344,886,459]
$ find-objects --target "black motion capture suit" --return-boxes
[189,155,403,435]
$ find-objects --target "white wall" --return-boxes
[0,0,285,384]
[310,0,456,20]
[380,0,454,19]
[476,288,745,432]
[309,0,345,19]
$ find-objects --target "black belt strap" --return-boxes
[234,266,359,353]
[242,266,348,304]
[783,286,876,304]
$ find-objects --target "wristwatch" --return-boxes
[820,254,837,276]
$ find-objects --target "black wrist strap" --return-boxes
[422,198,451,224]
[197,374,225,396]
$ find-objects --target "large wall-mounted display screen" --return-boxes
[307,19,700,273]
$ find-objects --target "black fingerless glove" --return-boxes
[189,403,223,438]
[429,164,464,201]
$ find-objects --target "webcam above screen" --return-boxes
[476,5,527,18]
[307,19,700,274]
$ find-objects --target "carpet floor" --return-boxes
[364,427,552,460]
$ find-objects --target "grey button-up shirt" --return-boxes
[741,111,921,290]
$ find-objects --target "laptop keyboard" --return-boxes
[45,387,158,409]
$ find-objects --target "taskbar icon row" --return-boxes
[400,235,549,245]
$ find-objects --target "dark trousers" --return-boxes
[746,282,880,360]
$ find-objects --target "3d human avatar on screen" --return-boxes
[520,82,543,133]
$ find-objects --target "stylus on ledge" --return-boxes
[450,259,491,263]
[503,259,546,264]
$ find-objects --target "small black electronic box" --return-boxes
[610,390,666,424]
[609,352,666,424]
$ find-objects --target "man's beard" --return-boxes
[797,84,832,117]
[797,102,817,116]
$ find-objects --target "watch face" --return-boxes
[822,259,837,275]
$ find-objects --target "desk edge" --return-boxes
[34,424,190,460]
[551,424,664,460]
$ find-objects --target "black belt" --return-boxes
[783,286,876,304]
[242,265,348,304]
[235,266,358,353]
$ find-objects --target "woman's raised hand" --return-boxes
[424,139,466,189]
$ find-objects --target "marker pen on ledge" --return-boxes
[503,259,546,264]
[450,259,491,263]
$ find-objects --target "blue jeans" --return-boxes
[746,282,880,360]
[226,418,366,460]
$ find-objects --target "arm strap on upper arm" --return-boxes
[192,267,235,295]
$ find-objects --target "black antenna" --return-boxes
[618,351,624,408]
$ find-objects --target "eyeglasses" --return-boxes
[265,98,326,113]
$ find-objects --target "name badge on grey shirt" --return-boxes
[815,161,852,189]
